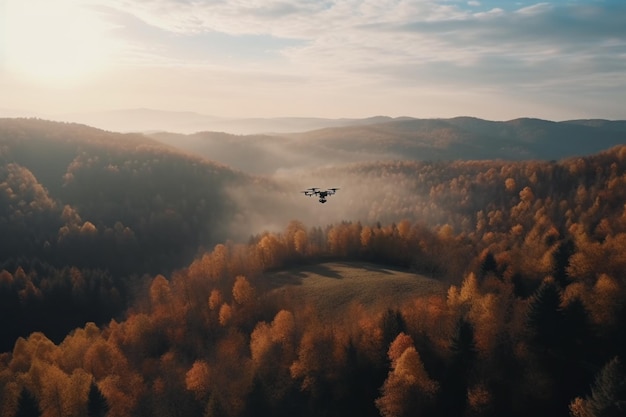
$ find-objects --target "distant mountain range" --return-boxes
[2,110,625,174]
[15,108,407,135]
[150,116,626,174]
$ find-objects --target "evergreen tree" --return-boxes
[15,387,41,417]
[586,357,626,417]
[479,251,498,278]
[380,309,407,349]
[553,239,575,287]
[450,318,477,363]
[526,279,564,350]
[441,318,477,417]
[87,381,109,417]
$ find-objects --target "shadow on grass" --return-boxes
[262,263,343,291]
[335,261,394,275]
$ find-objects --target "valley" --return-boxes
[0,116,625,417]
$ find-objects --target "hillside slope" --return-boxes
[0,118,246,274]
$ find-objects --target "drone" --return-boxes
[301,187,339,203]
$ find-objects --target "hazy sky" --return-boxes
[1,0,625,120]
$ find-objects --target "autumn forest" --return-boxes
[1,117,626,417]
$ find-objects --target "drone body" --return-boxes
[301,187,339,203]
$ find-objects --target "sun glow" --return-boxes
[2,0,117,86]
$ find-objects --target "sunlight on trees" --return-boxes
[376,344,438,417]
[208,289,222,311]
[185,360,211,401]
[218,303,232,326]
[232,276,255,306]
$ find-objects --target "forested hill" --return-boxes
[0,118,251,347]
[1,143,626,416]
[150,117,626,174]
[0,118,247,275]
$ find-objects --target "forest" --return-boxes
[1,118,626,417]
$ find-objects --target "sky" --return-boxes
[1,0,625,121]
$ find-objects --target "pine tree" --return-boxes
[553,239,575,287]
[87,381,109,417]
[585,357,626,417]
[380,309,407,349]
[450,317,477,363]
[442,318,477,417]
[15,387,41,417]
[526,279,564,349]
[479,251,498,278]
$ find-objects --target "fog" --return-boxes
[145,115,626,243]
[150,130,398,175]
[223,163,432,242]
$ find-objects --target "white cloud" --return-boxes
[2,0,625,120]
[515,2,551,16]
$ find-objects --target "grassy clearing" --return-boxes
[262,262,447,320]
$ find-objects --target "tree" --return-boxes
[442,318,477,417]
[586,357,626,417]
[526,278,564,350]
[450,318,477,363]
[15,387,41,417]
[39,364,72,417]
[376,346,438,417]
[380,309,406,349]
[185,361,211,401]
[552,239,575,287]
[87,381,109,417]
[232,276,255,306]
[218,303,232,326]
[479,251,498,278]
[208,289,222,311]
[570,357,626,417]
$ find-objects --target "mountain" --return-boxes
[149,116,626,174]
[58,108,404,134]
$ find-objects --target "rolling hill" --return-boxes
[150,116,626,174]
[0,118,247,275]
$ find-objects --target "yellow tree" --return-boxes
[57,322,101,373]
[376,338,438,417]
[185,360,211,401]
[208,289,222,311]
[99,373,144,417]
[9,333,58,374]
[83,339,128,381]
[232,276,255,306]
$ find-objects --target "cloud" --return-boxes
[3,0,625,120]
[101,1,625,74]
